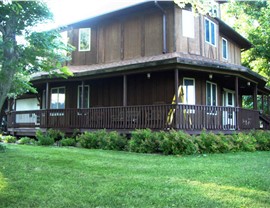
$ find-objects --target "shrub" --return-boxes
[3,135,17,143]
[60,137,76,147]
[251,130,270,151]
[232,132,256,152]
[103,131,127,151]
[129,129,160,153]
[78,131,99,149]
[17,137,32,145]
[160,130,197,155]
[78,130,128,151]
[47,129,65,142]
[36,130,54,146]
[195,131,235,154]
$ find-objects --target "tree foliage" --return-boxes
[174,0,218,15]
[224,0,270,85]
[0,1,73,110]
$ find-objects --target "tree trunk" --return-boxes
[0,25,17,111]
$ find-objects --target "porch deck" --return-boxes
[7,104,264,136]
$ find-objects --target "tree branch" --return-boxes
[0,25,5,35]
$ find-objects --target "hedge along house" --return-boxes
[6,1,270,136]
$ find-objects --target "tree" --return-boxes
[223,1,270,85]
[0,1,73,111]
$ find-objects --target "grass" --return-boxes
[0,144,269,208]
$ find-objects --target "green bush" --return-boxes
[60,137,76,147]
[78,130,127,151]
[195,131,235,154]
[251,130,270,151]
[129,129,160,153]
[160,130,197,155]
[36,130,54,146]
[3,135,17,143]
[47,129,65,142]
[232,132,256,152]
[78,131,99,149]
[17,137,32,145]
[103,131,127,151]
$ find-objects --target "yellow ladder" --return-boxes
[166,85,184,125]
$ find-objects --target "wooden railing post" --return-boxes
[174,69,179,129]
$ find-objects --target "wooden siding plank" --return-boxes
[144,11,163,56]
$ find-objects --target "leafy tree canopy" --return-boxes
[0,1,73,110]
[223,0,270,85]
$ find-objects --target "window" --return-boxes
[79,28,91,51]
[183,78,195,105]
[205,18,216,46]
[206,82,217,106]
[50,87,65,109]
[77,85,90,108]
[222,38,228,59]
[182,10,194,38]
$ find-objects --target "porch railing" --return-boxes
[7,104,261,131]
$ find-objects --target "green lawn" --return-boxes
[0,145,269,208]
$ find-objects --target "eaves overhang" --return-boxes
[31,53,268,91]
[215,17,252,51]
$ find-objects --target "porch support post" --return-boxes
[45,82,50,129]
[81,80,85,109]
[46,82,49,109]
[123,75,127,107]
[235,77,239,107]
[174,69,179,129]
[267,95,270,115]
[261,94,264,113]
[235,77,239,129]
[253,84,258,110]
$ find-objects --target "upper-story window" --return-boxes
[79,28,91,51]
[182,10,194,38]
[222,38,228,60]
[205,18,216,46]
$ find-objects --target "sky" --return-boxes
[46,0,147,28]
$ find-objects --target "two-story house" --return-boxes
[7,1,270,136]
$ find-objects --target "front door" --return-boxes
[223,89,235,129]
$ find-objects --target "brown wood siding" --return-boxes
[219,35,242,65]
[104,21,121,63]
[90,77,122,107]
[188,15,201,55]
[123,16,142,60]
[166,7,175,53]
[69,28,97,65]
[127,71,174,105]
[144,11,163,56]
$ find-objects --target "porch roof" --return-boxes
[32,52,268,90]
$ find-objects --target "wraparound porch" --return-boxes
[7,104,266,136]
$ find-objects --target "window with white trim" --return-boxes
[183,78,195,105]
[205,18,216,46]
[79,28,91,51]
[222,38,228,60]
[50,87,65,109]
[77,85,90,108]
[206,82,217,106]
[182,10,194,38]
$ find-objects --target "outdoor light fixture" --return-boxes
[147,73,151,79]
[209,74,213,80]
[247,81,251,86]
